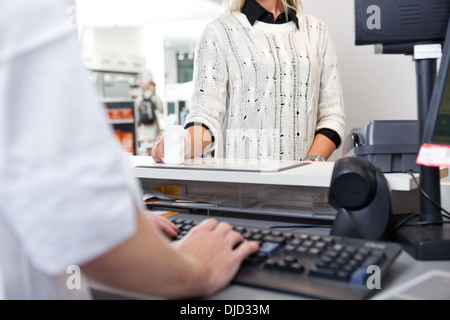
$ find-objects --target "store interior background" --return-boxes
[74,0,449,210]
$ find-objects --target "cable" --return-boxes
[392,214,450,231]
[391,170,450,231]
[392,213,421,231]
[404,220,450,227]
[407,170,450,219]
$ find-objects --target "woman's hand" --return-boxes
[151,136,165,163]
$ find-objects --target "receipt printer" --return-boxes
[343,120,421,173]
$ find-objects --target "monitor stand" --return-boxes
[393,49,450,260]
[395,221,450,260]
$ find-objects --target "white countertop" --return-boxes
[127,156,438,191]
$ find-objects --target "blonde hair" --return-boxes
[223,0,302,15]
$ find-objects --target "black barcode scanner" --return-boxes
[328,157,392,240]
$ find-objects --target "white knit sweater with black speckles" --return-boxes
[185,12,346,161]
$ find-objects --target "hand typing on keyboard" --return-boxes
[171,218,260,296]
[144,211,179,239]
[171,218,402,300]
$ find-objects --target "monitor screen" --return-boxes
[430,65,450,145]
[424,20,450,146]
[354,0,450,46]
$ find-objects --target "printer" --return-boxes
[343,120,421,173]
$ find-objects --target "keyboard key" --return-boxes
[264,259,278,270]
[370,249,386,262]
[263,236,286,244]
[347,259,361,270]
[325,250,339,259]
[327,262,340,271]
[315,261,328,269]
[344,246,357,255]
[336,270,351,282]
[307,247,323,258]
[302,240,314,248]
[335,257,348,266]
[234,226,247,233]
[259,242,281,258]
[270,231,282,237]
[251,234,264,241]
[298,234,310,241]
[353,253,366,263]
[283,245,296,255]
[338,252,352,262]
[284,256,297,264]
[314,242,327,250]
[342,264,357,274]
[358,248,371,257]
[309,268,336,280]
[361,256,382,268]
[275,261,288,271]
[289,263,305,274]
[322,237,335,246]
[289,239,302,246]
[243,252,267,267]
[350,267,370,286]
[295,246,309,256]
[319,256,333,265]
[242,232,253,240]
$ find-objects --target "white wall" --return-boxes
[81,26,144,57]
[302,0,418,161]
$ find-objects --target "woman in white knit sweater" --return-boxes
[153,0,345,163]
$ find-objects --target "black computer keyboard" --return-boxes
[170,217,403,300]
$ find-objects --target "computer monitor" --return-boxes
[355,0,450,46]
[423,31,450,147]
[354,0,450,260]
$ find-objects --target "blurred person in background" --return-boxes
[137,80,165,155]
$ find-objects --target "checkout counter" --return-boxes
[89,156,450,300]
[131,156,426,220]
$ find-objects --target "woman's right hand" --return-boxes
[151,136,165,163]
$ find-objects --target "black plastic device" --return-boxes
[328,157,392,241]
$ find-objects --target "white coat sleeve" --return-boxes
[0,0,139,276]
